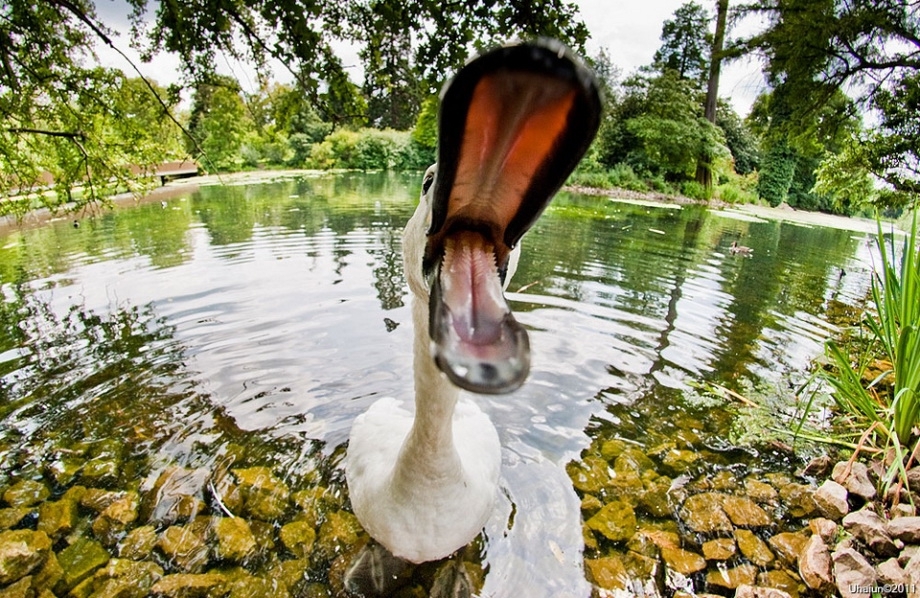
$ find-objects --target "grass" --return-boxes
[818,209,920,489]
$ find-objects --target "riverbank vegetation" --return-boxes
[2,1,919,222]
[816,212,920,489]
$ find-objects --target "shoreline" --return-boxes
[1,170,894,237]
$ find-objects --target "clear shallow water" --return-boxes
[0,172,875,595]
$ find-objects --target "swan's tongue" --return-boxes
[430,232,529,394]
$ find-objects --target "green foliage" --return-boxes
[188,83,255,172]
[306,129,432,171]
[756,141,796,207]
[716,103,760,175]
[621,71,728,180]
[652,1,712,85]
[820,212,920,477]
[742,0,920,205]
[411,96,439,151]
[0,0,188,217]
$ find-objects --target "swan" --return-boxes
[344,39,601,571]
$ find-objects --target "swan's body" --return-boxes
[345,39,600,566]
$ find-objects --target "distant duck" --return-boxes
[730,240,753,256]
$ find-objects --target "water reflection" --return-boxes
[0,173,876,596]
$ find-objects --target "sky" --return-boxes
[92,0,768,116]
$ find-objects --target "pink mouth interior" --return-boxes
[431,232,529,394]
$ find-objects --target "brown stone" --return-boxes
[723,496,772,528]
[702,538,736,561]
[735,529,775,567]
[799,534,833,591]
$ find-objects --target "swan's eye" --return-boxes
[422,173,434,196]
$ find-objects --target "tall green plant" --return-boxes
[820,211,920,460]
[867,211,920,443]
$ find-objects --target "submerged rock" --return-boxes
[2,480,49,508]
[734,529,775,567]
[214,517,258,563]
[93,492,140,547]
[723,495,772,528]
[0,529,52,585]
[767,531,808,567]
[702,538,736,561]
[231,467,291,521]
[118,525,158,560]
[157,524,211,573]
[37,497,78,540]
[279,520,316,559]
[56,536,110,592]
[149,572,229,597]
[660,546,706,575]
[142,467,209,526]
[585,556,628,591]
[586,500,637,542]
[706,563,758,590]
[678,493,732,534]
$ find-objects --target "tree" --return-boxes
[741,0,920,206]
[653,2,712,85]
[695,0,729,193]
[621,71,728,181]
[188,77,255,172]
[0,0,187,217]
[1,0,589,215]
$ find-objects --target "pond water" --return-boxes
[0,172,876,596]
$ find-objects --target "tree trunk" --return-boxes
[696,0,729,193]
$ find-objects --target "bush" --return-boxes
[680,180,709,200]
[304,128,432,171]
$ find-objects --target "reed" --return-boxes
[820,210,920,463]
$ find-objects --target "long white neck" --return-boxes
[390,296,463,493]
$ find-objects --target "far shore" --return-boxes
[1,168,897,236]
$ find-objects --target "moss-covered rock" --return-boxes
[56,537,111,592]
[660,546,706,575]
[87,558,165,598]
[149,572,229,597]
[586,501,637,543]
[566,457,610,494]
[316,511,363,561]
[0,529,52,585]
[93,492,140,547]
[279,520,316,559]
[2,480,49,508]
[82,459,121,488]
[702,538,736,561]
[0,508,32,532]
[157,525,210,573]
[213,517,257,563]
[142,467,210,526]
[585,556,628,590]
[118,525,158,560]
[678,493,733,534]
[734,529,775,567]
[723,495,772,528]
[706,563,758,590]
[38,497,78,540]
[231,468,290,521]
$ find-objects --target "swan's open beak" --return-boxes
[424,40,601,394]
